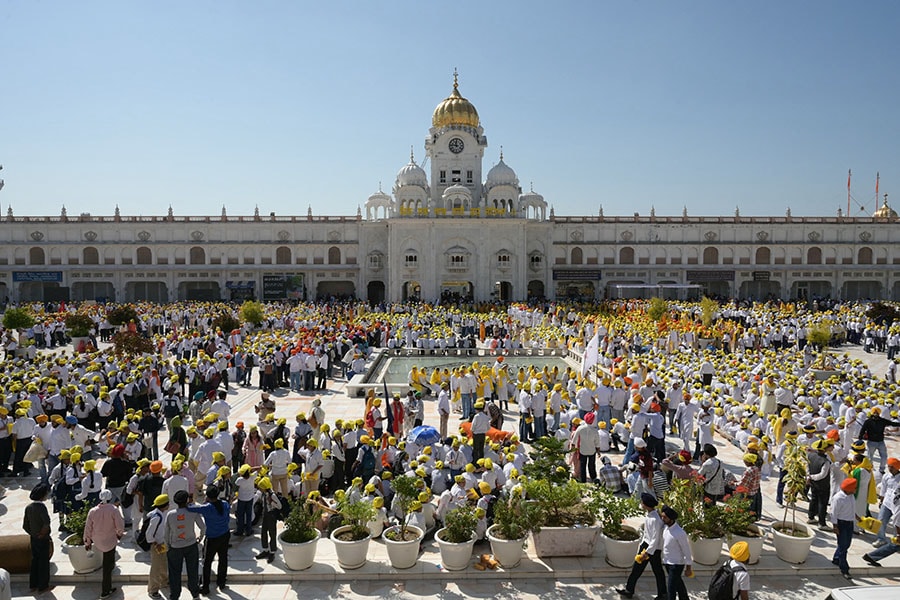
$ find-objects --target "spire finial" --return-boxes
[378,181,383,193]
[499,145,503,161]
[410,146,415,163]
[453,67,459,90]
[530,181,534,193]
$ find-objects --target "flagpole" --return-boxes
[876,172,880,209]
[847,169,851,216]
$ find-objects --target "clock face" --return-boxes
[448,137,464,154]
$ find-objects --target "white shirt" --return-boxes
[830,489,857,523]
[642,509,665,554]
[662,522,692,566]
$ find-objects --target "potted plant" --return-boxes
[436,504,479,571]
[772,440,815,563]
[523,437,600,557]
[2,307,35,332]
[589,487,643,568]
[382,475,425,569]
[663,477,725,566]
[61,503,103,574]
[65,313,95,350]
[487,489,541,568]
[721,489,765,565]
[279,498,322,571]
[329,492,376,570]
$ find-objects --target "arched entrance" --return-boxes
[738,280,782,301]
[178,281,220,301]
[496,281,512,302]
[18,282,67,303]
[527,279,545,300]
[126,281,169,303]
[72,281,115,302]
[316,281,356,300]
[403,281,421,302]
[841,280,882,301]
[367,281,385,304]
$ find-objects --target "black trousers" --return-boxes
[472,433,486,462]
[203,532,230,589]
[625,545,666,597]
[0,436,12,473]
[808,484,829,526]
[102,548,116,595]
[29,535,51,590]
[261,513,278,553]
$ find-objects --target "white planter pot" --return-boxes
[62,535,103,574]
[329,525,371,570]
[367,517,384,539]
[728,525,766,565]
[436,527,476,571]
[530,525,601,558]
[486,524,526,569]
[690,536,724,566]
[771,520,815,564]
[383,525,423,570]
[278,530,319,571]
[600,525,642,568]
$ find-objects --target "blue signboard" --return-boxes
[13,271,63,282]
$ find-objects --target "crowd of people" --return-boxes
[3,297,900,599]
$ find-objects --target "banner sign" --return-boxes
[552,269,602,281]
[686,270,735,282]
[13,271,63,282]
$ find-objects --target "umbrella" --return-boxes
[408,425,441,446]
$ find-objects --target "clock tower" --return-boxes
[425,70,488,211]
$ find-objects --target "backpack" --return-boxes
[135,515,155,552]
[274,493,292,521]
[708,560,745,600]
[360,446,376,473]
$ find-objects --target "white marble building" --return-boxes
[1,75,899,304]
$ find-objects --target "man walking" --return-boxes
[83,489,125,599]
[146,494,170,600]
[22,483,53,594]
[617,493,666,599]
[660,506,692,600]
[165,490,204,600]
[187,485,231,594]
[831,477,861,581]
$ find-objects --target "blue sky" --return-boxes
[2,1,899,218]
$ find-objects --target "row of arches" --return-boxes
[22,246,347,266]
[564,246,880,266]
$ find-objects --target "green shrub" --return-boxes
[112,330,155,356]
[648,297,668,322]
[2,307,35,330]
[239,300,265,326]
[282,498,321,544]
[441,504,478,543]
[65,313,95,337]
[106,305,138,326]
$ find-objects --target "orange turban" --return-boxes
[840,478,858,493]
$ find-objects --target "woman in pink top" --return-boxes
[242,426,265,467]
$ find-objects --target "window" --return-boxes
[497,253,510,266]
[619,247,635,264]
[136,247,152,265]
[570,247,583,265]
[439,170,446,184]
[189,246,206,265]
[449,254,466,266]
[530,254,543,268]
[703,247,718,265]
[858,247,873,265]
[30,247,45,265]
[466,170,473,184]
[275,246,291,265]
[83,247,99,265]
[327,246,341,265]
[405,254,418,267]
[451,169,461,183]
[807,247,822,264]
[368,254,383,270]
[755,247,771,265]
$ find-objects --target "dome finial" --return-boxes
[378,181,383,193]
[499,145,503,161]
[530,181,534,193]
[453,67,459,91]
[410,146,415,163]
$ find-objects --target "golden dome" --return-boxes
[432,72,479,129]
[873,195,898,220]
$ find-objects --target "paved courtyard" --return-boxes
[2,343,899,599]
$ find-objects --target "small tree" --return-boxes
[386,474,421,540]
[334,496,376,541]
[112,330,155,356]
[700,296,719,328]
[779,441,809,533]
[2,307,35,331]
[441,504,479,543]
[212,312,240,334]
[282,498,322,544]
[239,300,265,327]
[106,305,138,327]
[491,489,542,541]
[807,321,833,349]
[648,297,668,322]
[588,486,642,540]
[65,313,95,337]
